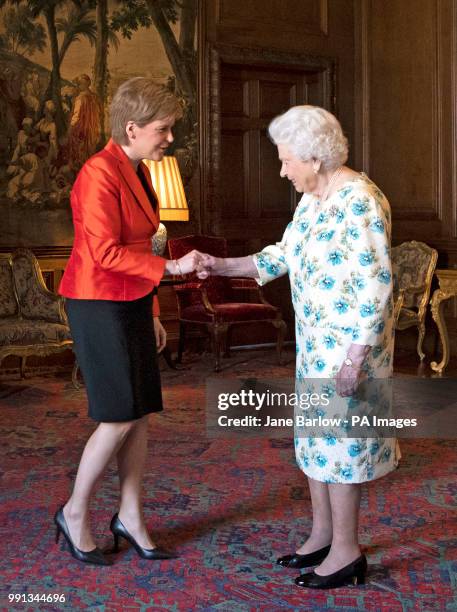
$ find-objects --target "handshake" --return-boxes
[168,250,221,279]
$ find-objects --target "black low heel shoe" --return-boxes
[110,514,176,560]
[277,544,331,569]
[295,554,367,589]
[54,507,111,566]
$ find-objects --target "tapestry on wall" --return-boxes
[0,0,197,248]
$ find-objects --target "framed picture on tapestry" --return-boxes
[0,0,198,253]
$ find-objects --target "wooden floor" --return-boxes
[394,347,457,377]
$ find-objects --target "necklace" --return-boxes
[320,166,344,202]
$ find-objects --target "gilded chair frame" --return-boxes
[393,288,405,327]
[0,250,78,385]
[391,240,438,360]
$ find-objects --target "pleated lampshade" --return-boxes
[143,156,189,221]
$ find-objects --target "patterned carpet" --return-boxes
[1,348,456,611]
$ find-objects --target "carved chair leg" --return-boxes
[224,325,232,358]
[212,323,228,372]
[273,319,287,364]
[432,323,440,359]
[177,322,186,363]
[20,356,26,379]
[416,323,426,361]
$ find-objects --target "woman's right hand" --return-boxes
[179,249,211,275]
[164,250,207,276]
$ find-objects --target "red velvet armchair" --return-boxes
[167,235,287,371]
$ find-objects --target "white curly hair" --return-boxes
[268,105,348,170]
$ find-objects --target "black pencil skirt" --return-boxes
[66,292,163,422]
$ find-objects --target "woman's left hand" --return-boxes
[153,317,167,353]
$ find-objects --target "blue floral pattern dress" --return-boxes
[253,174,400,483]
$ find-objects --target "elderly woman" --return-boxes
[56,78,204,565]
[202,105,400,589]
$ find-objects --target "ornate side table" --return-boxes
[430,269,457,374]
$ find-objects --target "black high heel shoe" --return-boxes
[54,507,111,566]
[295,554,367,589]
[110,514,176,560]
[277,544,331,569]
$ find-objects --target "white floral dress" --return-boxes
[253,174,400,483]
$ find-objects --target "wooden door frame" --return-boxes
[199,42,337,235]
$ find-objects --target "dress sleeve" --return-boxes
[343,190,393,346]
[252,222,291,285]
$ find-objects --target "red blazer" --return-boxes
[59,139,166,315]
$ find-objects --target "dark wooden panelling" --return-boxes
[368,0,439,222]
[220,78,247,116]
[220,131,247,218]
[355,0,457,350]
[259,80,297,119]
[355,0,457,244]
[259,133,291,218]
[219,62,322,225]
[204,0,356,158]
[216,0,328,36]
[202,44,337,238]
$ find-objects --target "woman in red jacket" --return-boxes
[56,78,204,565]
